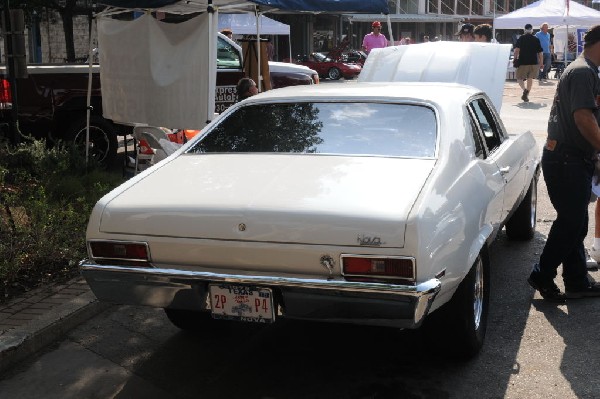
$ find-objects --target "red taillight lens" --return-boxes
[89,241,149,261]
[0,79,12,109]
[343,257,414,280]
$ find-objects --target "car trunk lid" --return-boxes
[98,155,434,248]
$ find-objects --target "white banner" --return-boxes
[98,13,212,129]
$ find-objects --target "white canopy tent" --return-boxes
[493,0,600,29]
[218,13,290,35]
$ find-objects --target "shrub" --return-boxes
[0,137,124,301]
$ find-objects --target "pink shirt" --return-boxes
[362,33,388,54]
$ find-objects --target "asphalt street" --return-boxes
[0,79,599,399]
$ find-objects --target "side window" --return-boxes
[469,98,503,154]
[469,117,485,159]
[217,37,242,69]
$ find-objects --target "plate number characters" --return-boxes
[209,284,274,323]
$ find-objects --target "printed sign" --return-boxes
[577,28,587,56]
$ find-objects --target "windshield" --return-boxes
[186,102,437,158]
[217,37,242,69]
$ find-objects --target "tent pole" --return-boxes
[492,0,496,41]
[256,7,262,92]
[207,1,215,124]
[386,14,394,45]
[85,13,96,167]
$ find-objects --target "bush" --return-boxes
[0,137,125,301]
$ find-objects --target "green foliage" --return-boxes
[0,137,124,301]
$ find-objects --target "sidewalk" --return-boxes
[0,277,110,374]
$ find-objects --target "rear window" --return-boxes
[187,102,437,158]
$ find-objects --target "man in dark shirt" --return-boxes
[528,25,600,301]
[513,23,543,102]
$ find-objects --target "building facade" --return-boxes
[12,0,600,64]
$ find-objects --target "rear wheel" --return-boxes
[67,115,118,165]
[423,248,490,359]
[505,176,537,240]
[327,67,342,80]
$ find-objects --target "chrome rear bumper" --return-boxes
[79,260,441,329]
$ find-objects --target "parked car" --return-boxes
[81,77,539,358]
[342,50,367,66]
[296,52,362,80]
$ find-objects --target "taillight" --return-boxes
[312,74,320,84]
[0,79,12,109]
[89,241,150,266]
[342,256,414,282]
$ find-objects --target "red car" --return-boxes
[297,52,362,80]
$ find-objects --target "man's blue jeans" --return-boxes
[538,52,552,79]
[536,147,593,289]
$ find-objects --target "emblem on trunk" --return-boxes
[357,235,385,246]
[320,255,335,278]
[238,223,246,231]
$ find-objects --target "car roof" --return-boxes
[244,82,482,106]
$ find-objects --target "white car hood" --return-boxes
[98,155,435,248]
[359,42,511,112]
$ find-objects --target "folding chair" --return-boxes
[132,126,182,170]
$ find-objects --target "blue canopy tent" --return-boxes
[87,0,388,161]
[98,0,389,13]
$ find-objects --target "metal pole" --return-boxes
[492,0,496,41]
[3,1,20,145]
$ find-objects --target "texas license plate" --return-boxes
[209,284,275,323]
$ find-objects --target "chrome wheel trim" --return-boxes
[328,68,341,80]
[529,181,537,230]
[473,257,484,331]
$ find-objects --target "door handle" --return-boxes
[499,166,510,176]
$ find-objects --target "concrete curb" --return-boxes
[0,291,111,374]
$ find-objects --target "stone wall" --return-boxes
[36,10,97,63]
[0,11,98,64]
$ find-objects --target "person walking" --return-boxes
[535,22,553,82]
[528,25,600,302]
[513,23,543,102]
[362,21,388,55]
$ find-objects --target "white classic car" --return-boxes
[81,45,539,358]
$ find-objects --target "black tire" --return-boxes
[67,115,118,165]
[505,176,537,240]
[327,67,342,80]
[423,248,490,360]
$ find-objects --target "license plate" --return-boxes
[209,284,275,323]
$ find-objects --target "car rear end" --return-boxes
[81,88,442,329]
